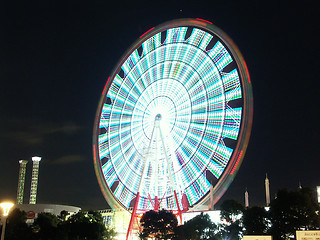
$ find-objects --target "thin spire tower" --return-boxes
[265,174,270,207]
[17,160,28,204]
[245,188,249,208]
[29,156,41,204]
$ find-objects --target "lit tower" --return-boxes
[29,156,41,204]
[265,174,270,207]
[16,160,28,204]
[245,188,249,208]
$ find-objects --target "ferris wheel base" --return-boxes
[126,190,186,240]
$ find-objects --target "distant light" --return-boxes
[317,186,320,203]
[32,156,41,162]
[264,206,270,212]
[0,202,14,216]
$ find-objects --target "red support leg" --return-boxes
[126,192,140,240]
[154,196,159,211]
[173,190,182,224]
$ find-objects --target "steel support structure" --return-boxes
[126,115,183,239]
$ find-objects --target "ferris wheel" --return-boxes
[93,18,253,228]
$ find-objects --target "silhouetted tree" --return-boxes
[4,208,33,240]
[58,210,69,222]
[33,212,60,240]
[220,199,244,223]
[220,199,245,240]
[64,210,107,240]
[139,210,178,239]
[1,209,110,240]
[270,187,320,240]
[243,206,270,235]
[176,212,221,240]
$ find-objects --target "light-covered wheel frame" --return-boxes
[93,18,253,211]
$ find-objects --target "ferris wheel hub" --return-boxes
[155,113,162,121]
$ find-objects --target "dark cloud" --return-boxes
[1,117,83,146]
[51,154,86,165]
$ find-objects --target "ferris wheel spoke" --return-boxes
[142,32,161,56]
[208,41,233,72]
[164,27,187,44]
[223,106,242,137]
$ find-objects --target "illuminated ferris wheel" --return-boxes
[93,18,252,224]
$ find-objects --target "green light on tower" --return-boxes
[29,156,41,204]
[17,160,28,204]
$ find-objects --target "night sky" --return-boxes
[1,0,319,210]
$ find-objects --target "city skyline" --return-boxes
[3,157,313,209]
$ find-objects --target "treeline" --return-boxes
[0,209,115,240]
[2,187,319,240]
[139,187,320,240]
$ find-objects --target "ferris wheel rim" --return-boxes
[93,18,253,211]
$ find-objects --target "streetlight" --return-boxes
[0,202,14,240]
